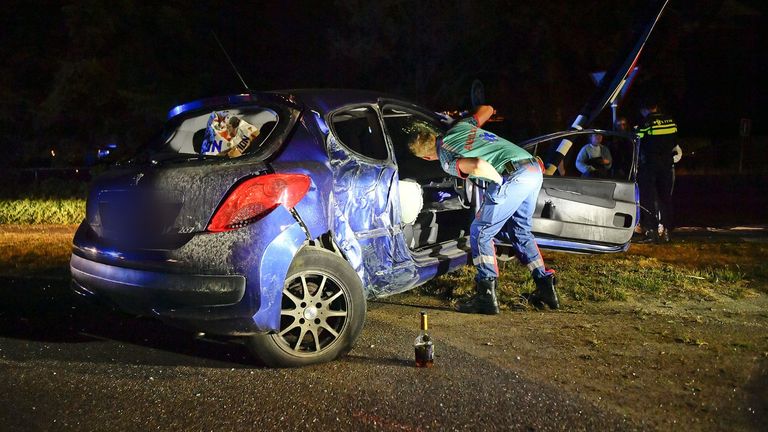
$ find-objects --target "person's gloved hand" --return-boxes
[435,111,454,125]
[672,145,683,164]
[587,157,606,168]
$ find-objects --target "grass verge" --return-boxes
[2,224,767,307]
[0,199,85,224]
[0,177,88,224]
[421,242,768,308]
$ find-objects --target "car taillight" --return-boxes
[207,174,311,232]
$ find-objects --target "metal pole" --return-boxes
[542,0,669,175]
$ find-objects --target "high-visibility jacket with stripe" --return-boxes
[636,112,678,168]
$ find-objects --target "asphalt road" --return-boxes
[0,277,645,431]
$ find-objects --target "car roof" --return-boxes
[167,89,412,120]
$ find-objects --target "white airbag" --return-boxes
[398,180,423,224]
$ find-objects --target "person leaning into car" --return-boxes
[408,105,560,313]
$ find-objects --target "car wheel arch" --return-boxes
[247,244,367,367]
[302,231,368,292]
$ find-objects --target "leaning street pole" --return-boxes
[543,0,670,175]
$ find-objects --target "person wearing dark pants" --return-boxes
[638,165,675,241]
[636,96,678,243]
[408,105,559,313]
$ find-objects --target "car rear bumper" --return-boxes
[70,206,309,335]
[70,254,246,315]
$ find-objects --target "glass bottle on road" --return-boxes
[414,311,434,367]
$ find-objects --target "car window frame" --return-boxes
[327,104,393,165]
[378,101,449,176]
[127,98,300,166]
[520,128,638,182]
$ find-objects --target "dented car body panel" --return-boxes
[326,133,419,297]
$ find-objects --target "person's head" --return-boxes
[589,133,603,146]
[408,130,438,161]
[226,116,241,136]
[638,95,659,117]
[614,117,629,132]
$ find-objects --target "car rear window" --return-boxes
[159,106,279,159]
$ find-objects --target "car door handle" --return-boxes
[546,187,583,196]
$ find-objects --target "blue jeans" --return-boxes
[470,160,546,281]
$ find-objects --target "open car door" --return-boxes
[478,1,668,255]
[496,129,638,254]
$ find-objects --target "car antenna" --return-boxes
[211,30,251,93]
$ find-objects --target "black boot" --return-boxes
[635,228,659,244]
[455,278,500,315]
[660,228,671,243]
[528,272,559,310]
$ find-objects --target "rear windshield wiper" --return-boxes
[150,153,219,164]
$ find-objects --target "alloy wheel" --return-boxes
[275,270,350,356]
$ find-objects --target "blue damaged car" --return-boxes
[70,90,639,366]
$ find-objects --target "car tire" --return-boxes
[246,247,366,367]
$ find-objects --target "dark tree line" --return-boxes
[0,0,764,167]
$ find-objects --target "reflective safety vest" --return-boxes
[636,112,678,168]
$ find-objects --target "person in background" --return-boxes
[408,105,559,313]
[607,116,631,178]
[575,133,613,178]
[635,96,679,243]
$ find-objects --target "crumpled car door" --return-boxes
[325,106,418,297]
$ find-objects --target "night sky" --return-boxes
[1,0,765,166]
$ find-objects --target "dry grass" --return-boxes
[1,224,766,305]
[0,225,77,277]
[422,241,768,307]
